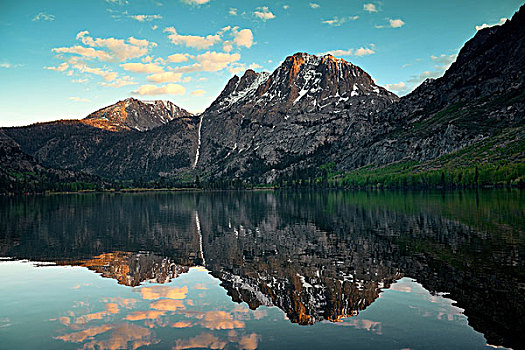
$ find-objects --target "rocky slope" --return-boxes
[330,6,525,172]
[3,102,200,181]
[0,129,106,193]
[197,53,398,182]
[83,97,193,132]
[196,5,524,184]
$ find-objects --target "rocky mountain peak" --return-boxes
[197,51,400,181]
[83,98,193,132]
[209,52,397,116]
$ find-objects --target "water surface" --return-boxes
[1,190,523,349]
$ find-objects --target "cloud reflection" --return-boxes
[150,299,186,311]
[125,310,166,321]
[139,285,188,300]
[83,324,158,350]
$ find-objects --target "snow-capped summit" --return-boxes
[207,52,397,116]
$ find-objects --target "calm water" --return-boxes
[0,190,523,350]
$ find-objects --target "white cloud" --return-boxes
[228,63,247,75]
[322,45,375,57]
[176,51,240,73]
[167,53,193,63]
[229,8,237,16]
[127,37,152,47]
[133,84,186,95]
[33,12,55,21]
[142,55,154,63]
[476,18,507,31]
[254,7,275,21]
[354,47,375,56]
[100,76,137,87]
[389,19,405,28]
[129,14,162,22]
[164,27,221,49]
[191,89,206,96]
[385,82,406,92]
[147,72,183,83]
[375,18,405,29]
[325,49,354,56]
[75,31,156,61]
[195,51,240,71]
[0,62,11,68]
[72,63,118,81]
[53,45,113,61]
[44,62,69,72]
[223,41,233,53]
[121,62,164,73]
[233,29,254,48]
[69,97,90,102]
[164,26,253,51]
[322,16,359,26]
[72,78,88,83]
[152,25,158,30]
[283,5,289,10]
[309,3,320,9]
[181,0,210,5]
[249,63,262,69]
[363,3,377,13]
[54,31,156,62]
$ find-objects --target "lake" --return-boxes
[0,190,523,349]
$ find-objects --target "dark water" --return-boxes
[0,190,523,350]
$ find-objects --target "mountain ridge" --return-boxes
[1,4,524,191]
[197,51,399,182]
[84,97,193,132]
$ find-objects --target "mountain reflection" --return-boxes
[56,252,190,287]
[1,190,523,349]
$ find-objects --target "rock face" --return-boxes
[331,6,525,171]
[197,53,398,182]
[57,252,190,287]
[83,97,193,132]
[196,6,524,183]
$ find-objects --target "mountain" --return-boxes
[2,54,398,185]
[56,252,190,287]
[1,5,524,189]
[330,6,525,175]
[83,97,193,132]
[196,6,524,185]
[3,100,200,182]
[197,53,398,182]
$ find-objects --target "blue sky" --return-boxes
[0,0,522,126]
